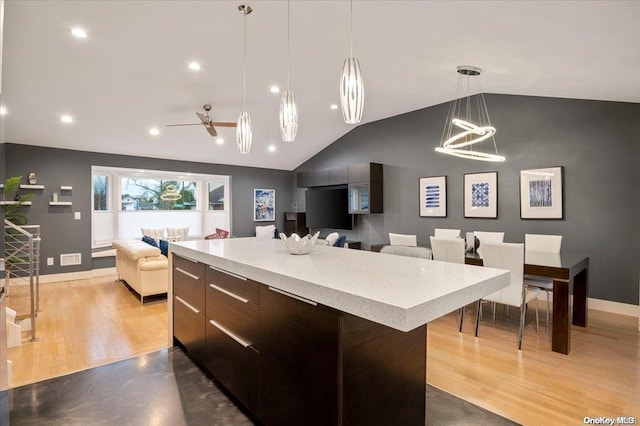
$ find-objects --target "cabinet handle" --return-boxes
[268,286,318,306]
[177,255,199,264]
[209,320,251,348]
[209,265,247,281]
[175,296,200,314]
[209,283,249,304]
[175,267,200,280]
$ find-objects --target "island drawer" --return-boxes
[173,295,205,362]
[174,255,205,312]
[206,282,260,346]
[205,318,259,415]
[206,265,259,305]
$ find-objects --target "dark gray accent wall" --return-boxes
[4,143,293,275]
[295,94,640,306]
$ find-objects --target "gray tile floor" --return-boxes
[1,347,517,425]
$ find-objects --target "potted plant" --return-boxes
[3,176,35,226]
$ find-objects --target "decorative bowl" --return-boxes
[279,231,320,255]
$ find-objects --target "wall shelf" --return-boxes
[60,186,73,191]
[19,184,45,190]
[49,201,72,206]
[0,201,32,206]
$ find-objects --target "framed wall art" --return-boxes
[419,176,447,217]
[254,188,275,221]
[464,171,498,218]
[520,166,563,219]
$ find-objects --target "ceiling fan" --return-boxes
[166,104,236,137]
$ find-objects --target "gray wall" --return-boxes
[4,143,293,275]
[295,94,640,306]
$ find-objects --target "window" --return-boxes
[93,175,109,211]
[121,178,197,211]
[208,182,225,210]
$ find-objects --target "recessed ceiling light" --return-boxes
[270,86,280,94]
[216,138,224,145]
[330,104,339,110]
[188,62,201,71]
[61,115,74,123]
[0,106,6,115]
[70,27,87,39]
[149,127,160,136]
[268,145,276,152]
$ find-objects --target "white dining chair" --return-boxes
[433,228,461,239]
[388,232,418,247]
[430,237,466,331]
[473,231,504,257]
[475,242,539,350]
[380,245,432,259]
[524,234,562,327]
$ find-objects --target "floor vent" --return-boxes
[60,253,82,266]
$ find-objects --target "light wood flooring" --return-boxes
[6,275,168,387]
[5,275,640,425]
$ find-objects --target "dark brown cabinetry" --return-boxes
[296,166,348,188]
[283,212,308,237]
[172,251,426,425]
[173,255,206,362]
[204,265,261,415]
[348,163,383,214]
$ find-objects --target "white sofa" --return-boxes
[112,240,169,302]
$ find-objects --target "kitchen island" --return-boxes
[169,237,509,425]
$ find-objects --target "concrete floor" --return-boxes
[1,347,517,425]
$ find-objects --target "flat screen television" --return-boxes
[305,187,353,230]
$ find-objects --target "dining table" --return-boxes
[465,251,590,355]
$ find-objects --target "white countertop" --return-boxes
[170,238,510,332]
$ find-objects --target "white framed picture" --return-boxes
[520,166,563,219]
[464,172,498,218]
[254,188,275,221]
[419,176,447,217]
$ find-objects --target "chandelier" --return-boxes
[279,0,298,142]
[236,4,253,154]
[340,0,364,124]
[435,66,505,162]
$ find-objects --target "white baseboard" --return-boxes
[6,267,117,285]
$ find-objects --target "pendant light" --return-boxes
[340,0,364,124]
[237,4,253,154]
[279,0,298,142]
[435,66,505,162]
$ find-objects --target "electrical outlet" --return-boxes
[74,211,81,220]
[47,257,54,266]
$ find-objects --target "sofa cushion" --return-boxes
[167,227,189,240]
[113,240,161,260]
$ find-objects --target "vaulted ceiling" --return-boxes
[2,1,639,170]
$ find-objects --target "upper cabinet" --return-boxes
[348,163,383,214]
[297,166,348,188]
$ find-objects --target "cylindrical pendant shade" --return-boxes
[236,111,252,154]
[279,89,298,142]
[340,56,364,124]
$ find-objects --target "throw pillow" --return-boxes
[216,228,230,238]
[167,227,189,241]
[158,240,169,257]
[141,235,159,247]
[141,228,165,241]
[325,232,340,246]
[255,224,276,238]
[165,235,182,243]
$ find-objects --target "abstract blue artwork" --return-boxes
[471,183,490,207]
[520,167,563,219]
[464,172,497,218]
[419,176,447,217]
[529,180,552,207]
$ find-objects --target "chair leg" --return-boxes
[492,302,496,322]
[545,289,550,328]
[518,287,528,350]
[458,307,464,332]
[535,298,540,335]
[474,299,482,337]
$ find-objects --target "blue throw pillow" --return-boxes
[158,239,169,257]
[142,235,158,247]
[334,235,347,248]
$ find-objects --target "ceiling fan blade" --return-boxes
[196,111,210,124]
[205,125,217,137]
[212,122,237,127]
[166,123,201,127]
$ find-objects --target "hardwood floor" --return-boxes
[5,276,639,425]
[428,303,640,425]
[6,275,168,387]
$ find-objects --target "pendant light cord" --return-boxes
[287,0,291,89]
[243,9,247,111]
[349,0,353,57]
